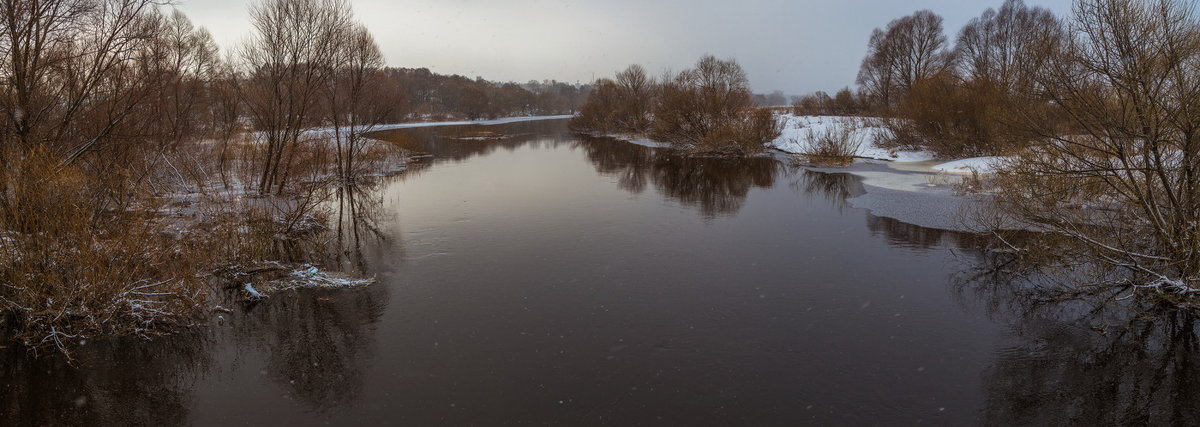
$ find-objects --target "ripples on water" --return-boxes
[2,119,1197,425]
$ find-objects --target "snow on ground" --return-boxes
[932,157,1005,174]
[769,115,935,162]
[372,115,574,130]
[603,134,670,148]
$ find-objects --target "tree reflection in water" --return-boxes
[0,330,211,426]
[4,121,1199,424]
[796,165,1200,425]
[231,278,387,411]
[374,121,784,218]
[367,121,561,164]
[231,182,392,411]
[576,136,782,217]
[956,249,1200,425]
[0,181,395,423]
[790,168,861,211]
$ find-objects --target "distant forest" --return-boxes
[382,68,592,121]
[383,67,790,122]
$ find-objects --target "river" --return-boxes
[2,118,1196,425]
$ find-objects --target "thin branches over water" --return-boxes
[988,0,1200,302]
[0,0,398,354]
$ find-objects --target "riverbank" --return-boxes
[373,115,576,130]
[596,113,1008,232]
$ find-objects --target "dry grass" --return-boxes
[0,128,402,356]
[797,124,863,166]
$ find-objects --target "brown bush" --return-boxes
[0,153,209,355]
[988,0,1200,298]
[800,124,864,166]
[571,64,658,134]
[867,0,1061,157]
[570,79,623,133]
[651,55,780,155]
[883,72,1026,157]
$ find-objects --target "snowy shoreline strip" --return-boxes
[373,115,575,130]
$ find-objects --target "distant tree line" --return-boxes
[752,90,789,107]
[381,68,590,121]
[790,88,867,116]
[572,55,781,156]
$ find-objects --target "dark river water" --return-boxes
[3,119,1198,425]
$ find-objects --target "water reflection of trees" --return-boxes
[790,169,861,211]
[375,121,784,217]
[233,181,392,411]
[367,121,567,164]
[577,136,782,217]
[795,167,1200,423]
[0,180,396,424]
[792,169,982,250]
[0,331,211,426]
[866,215,987,251]
[234,282,388,411]
[955,241,1200,425]
[331,182,396,273]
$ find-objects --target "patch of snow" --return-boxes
[372,115,574,131]
[932,157,1005,174]
[769,114,935,162]
[603,134,670,148]
[243,283,264,299]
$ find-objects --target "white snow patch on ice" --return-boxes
[603,134,670,148]
[932,157,1005,174]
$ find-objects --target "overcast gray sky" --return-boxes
[176,0,1074,94]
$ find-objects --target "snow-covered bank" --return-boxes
[372,115,574,131]
[769,115,935,162]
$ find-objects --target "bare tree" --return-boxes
[0,0,235,351]
[613,64,654,133]
[994,0,1200,296]
[0,0,169,225]
[325,23,385,184]
[143,9,221,149]
[239,0,353,195]
[856,10,954,108]
[956,0,1062,92]
[651,55,779,155]
[570,78,622,133]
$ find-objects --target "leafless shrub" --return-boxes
[652,55,781,155]
[799,124,863,166]
[0,0,396,354]
[990,0,1200,301]
[571,64,658,134]
[856,10,954,108]
[570,79,623,133]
